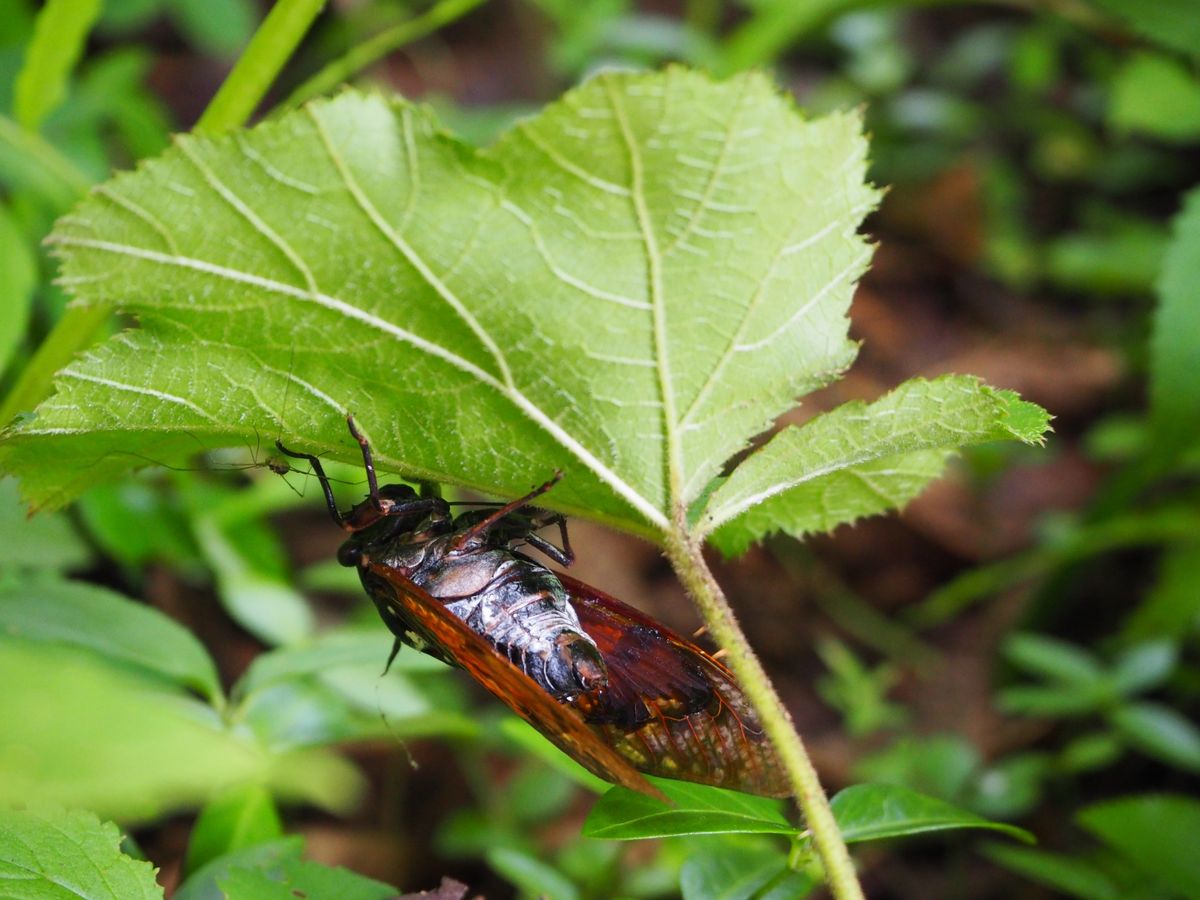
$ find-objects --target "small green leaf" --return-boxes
[969,753,1050,820]
[1056,732,1123,774]
[1090,0,1200,59]
[0,806,163,900]
[1043,221,1167,295]
[235,629,445,699]
[1109,641,1177,695]
[1150,186,1200,458]
[853,734,981,803]
[76,479,198,569]
[191,515,313,646]
[1002,633,1106,686]
[218,857,398,900]
[487,847,580,900]
[240,678,475,750]
[0,570,222,703]
[582,780,794,840]
[983,843,1120,900]
[184,785,283,876]
[681,843,816,900]
[0,478,92,571]
[997,685,1113,718]
[1123,545,1200,640]
[0,203,35,376]
[175,838,304,900]
[1110,702,1200,772]
[705,377,1049,554]
[13,0,103,130]
[830,783,1034,844]
[1110,53,1200,142]
[1077,794,1200,897]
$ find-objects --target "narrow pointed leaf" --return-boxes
[582,779,793,839]
[14,0,103,130]
[704,376,1049,554]
[830,783,1034,844]
[2,70,878,542]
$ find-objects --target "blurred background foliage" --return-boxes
[1,0,1198,897]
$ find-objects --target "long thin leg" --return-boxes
[524,532,573,567]
[521,512,574,566]
[276,438,344,528]
[448,472,562,551]
[345,416,382,509]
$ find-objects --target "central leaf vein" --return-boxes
[606,77,680,503]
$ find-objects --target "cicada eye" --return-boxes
[337,542,362,567]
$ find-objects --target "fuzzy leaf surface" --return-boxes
[705,376,1050,554]
[0,807,162,900]
[2,70,877,540]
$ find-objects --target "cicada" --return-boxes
[279,418,787,798]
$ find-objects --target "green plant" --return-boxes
[5,0,1198,897]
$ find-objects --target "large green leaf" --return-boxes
[0,570,222,703]
[2,70,879,543]
[0,807,162,900]
[703,376,1049,553]
[1077,794,1200,898]
[0,640,362,822]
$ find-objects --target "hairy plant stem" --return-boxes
[195,0,326,135]
[664,516,864,900]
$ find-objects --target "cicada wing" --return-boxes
[363,560,663,800]
[559,574,790,799]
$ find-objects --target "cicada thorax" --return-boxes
[345,498,608,701]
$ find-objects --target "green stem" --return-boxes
[282,0,486,109]
[0,305,110,428]
[195,0,327,135]
[664,519,864,900]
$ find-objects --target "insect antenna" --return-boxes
[372,675,420,774]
